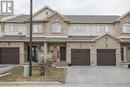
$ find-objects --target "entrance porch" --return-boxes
[121,43,130,67]
[24,42,67,66]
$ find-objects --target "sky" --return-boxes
[14,0,130,16]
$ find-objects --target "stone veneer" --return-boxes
[66,35,121,66]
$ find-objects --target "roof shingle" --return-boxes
[64,15,120,23]
[1,15,120,23]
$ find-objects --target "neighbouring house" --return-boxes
[0,6,130,66]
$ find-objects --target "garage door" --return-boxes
[71,49,90,66]
[0,48,19,64]
[97,49,116,66]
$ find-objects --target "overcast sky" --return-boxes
[14,0,130,16]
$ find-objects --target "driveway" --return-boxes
[66,66,130,84]
[0,65,16,74]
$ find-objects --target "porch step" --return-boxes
[55,61,68,68]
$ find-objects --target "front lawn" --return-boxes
[0,66,67,83]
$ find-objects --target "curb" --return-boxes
[0,81,62,85]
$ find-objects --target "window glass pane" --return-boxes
[96,26,109,33]
[51,23,61,33]
[71,25,86,33]
[33,25,42,33]
[9,25,23,32]
[123,24,130,33]
[9,26,14,32]
[105,26,109,32]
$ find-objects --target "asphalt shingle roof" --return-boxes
[120,38,130,42]
[1,15,120,23]
[64,15,120,23]
[0,35,129,42]
[5,15,29,22]
[0,35,97,42]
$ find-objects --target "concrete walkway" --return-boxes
[66,66,130,84]
[0,83,130,87]
[0,65,16,74]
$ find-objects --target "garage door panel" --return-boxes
[0,48,19,64]
[71,49,90,66]
[97,49,116,66]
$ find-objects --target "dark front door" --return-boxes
[28,46,37,62]
[60,47,66,61]
[97,49,116,66]
[71,49,90,66]
[0,48,19,64]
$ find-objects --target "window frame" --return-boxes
[32,24,43,34]
[9,24,23,33]
[123,23,130,33]
[51,22,62,33]
[96,25,110,33]
[71,25,87,33]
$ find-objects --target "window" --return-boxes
[96,26,109,33]
[71,25,86,33]
[9,25,23,32]
[33,24,42,33]
[51,23,61,33]
[123,24,130,33]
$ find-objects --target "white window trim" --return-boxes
[70,25,88,33]
[96,26,110,33]
[123,23,130,33]
[9,24,23,33]
[33,24,43,33]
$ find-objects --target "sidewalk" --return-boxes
[0,81,62,85]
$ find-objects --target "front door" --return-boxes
[127,47,130,62]
[60,47,66,61]
[28,46,37,62]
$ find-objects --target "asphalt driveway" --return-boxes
[66,66,130,84]
[0,65,16,74]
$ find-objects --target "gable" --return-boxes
[25,6,54,21]
[33,8,54,21]
[44,12,69,22]
[93,33,122,42]
[115,11,130,22]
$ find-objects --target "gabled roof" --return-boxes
[2,15,29,22]
[93,33,122,41]
[25,5,54,21]
[0,15,9,20]
[115,11,130,22]
[33,6,54,17]
[0,5,128,23]
[0,14,120,23]
[64,15,120,23]
[43,11,70,22]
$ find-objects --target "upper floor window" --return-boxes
[96,26,109,33]
[9,25,23,32]
[71,25,86,33]
[33,24,43,33]
[51,23,61,33]
[123,23,130,33]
